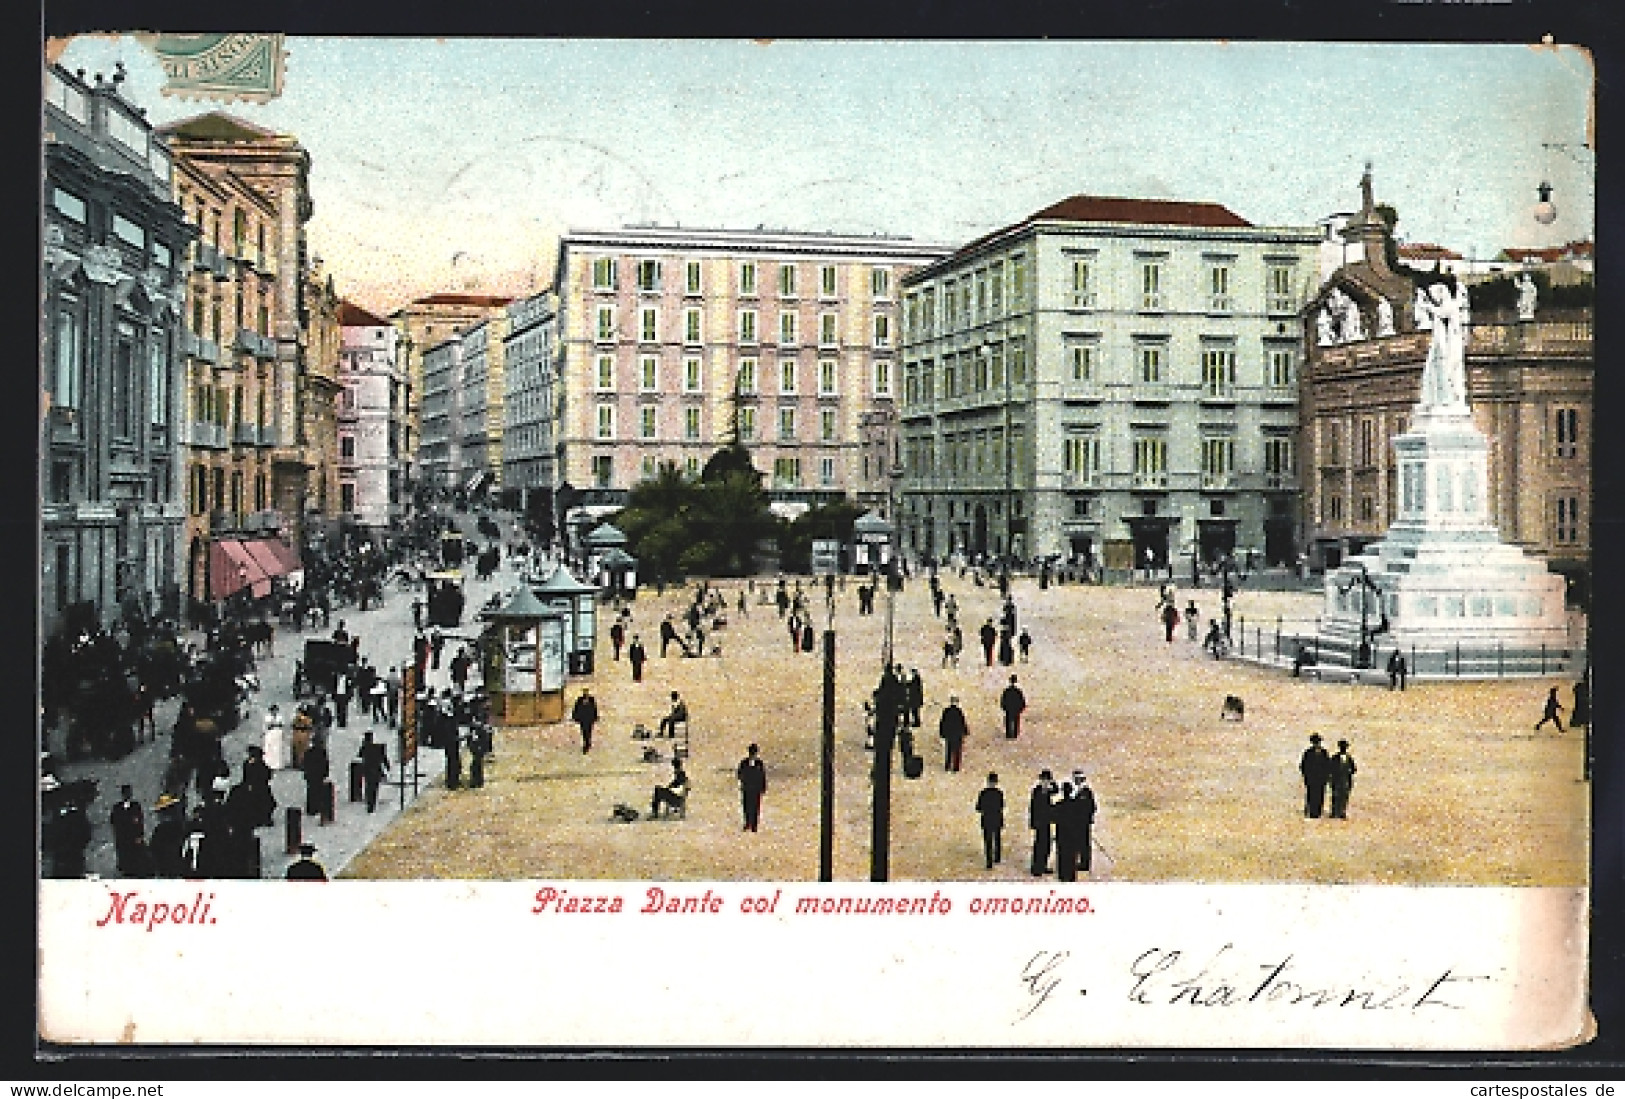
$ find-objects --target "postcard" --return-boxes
[37,35,1597,1051]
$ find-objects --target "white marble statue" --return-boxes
[1317,306,1335,347]
[1516,272,1538,321]
[1341,293,1367,342]
[1375,296,1395,337]
[1414,281,1471,413]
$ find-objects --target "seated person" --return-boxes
[658,692,689,737]
[650,760,690,817]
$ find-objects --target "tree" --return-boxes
[613,453,779,580]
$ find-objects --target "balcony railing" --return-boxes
[193,337,221,365]
[188,421,227,449]
[1200,473,1235,490]
[1201,381,1237,401]
[256,424,280,448]
[232,422,258,446]
[1131,471,1169,489]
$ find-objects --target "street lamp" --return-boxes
[1335,562,1389,669]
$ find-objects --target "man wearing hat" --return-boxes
[1329,739,1358,820]
[1070,775,1099,876]
[974,772,1005,870]
[1300,734,1333,819]
[735,743,767,832]
[999,675,1027,740]
[286,843,328,881]
[148,793,189,878]
[1028,770,1059,876]
[109,784,149,877]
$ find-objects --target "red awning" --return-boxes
[209,540,270,600]
[241,539,290,579]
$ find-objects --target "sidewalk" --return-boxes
[52,513,522,881]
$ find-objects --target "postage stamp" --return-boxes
[140,33,285,103]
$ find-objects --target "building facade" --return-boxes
[457,314,510,500]
[389,293,512,503]
[551,226,952,511]
[418,337,464,496]
[898,195,1320,567]
[42,64,193,636]
[337,302,404,529]
[1301,226,1593,592]
[158,112,318,552]
[502,291,557,513]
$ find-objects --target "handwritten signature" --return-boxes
[1015,944,1490,1024]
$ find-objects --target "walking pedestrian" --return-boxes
[1161,599,1180,643]
[1534,686,1566,733]
[627,635,647,683]
[357,730,390,812]
[1386,650,1408,691]
[1329,739,1357,819]
[467,722,491,789]
[1000,674,1027,740]
[385,666,402,726]
[1028,770,1057,876]
[148,792,188,879]
[979,619,997,667]
[430,627,446,671]
[938,696,968,772]
[571,687,600,754]
[262,703,287,771]
[1018,628,1032,663]
[303,737,331,820]
[975,772,1005,870]
[905,669,924,728]
[1054,780,1079,881]
[736,743,768,832]
[333,669,351,729]
[109,784,150,877]
[1300,733,1331,819]
[610,618,626,661]
[443,704,463,790]
[1185,600,1200,642]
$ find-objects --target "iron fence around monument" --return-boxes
[1231,615,1587,681]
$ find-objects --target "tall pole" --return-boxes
[819,614,836,881]
[870,683,894,882]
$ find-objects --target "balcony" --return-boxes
[232,422,258,446]
[256,424,280,448]
[207,247,230,281]
[1068,291,1098,311]
[1200,473,1236,490]
[1200,382,1237,403]
[234,330,276,359]
[188,421,227,449]
[1132,383,1171,404]
[1131,471,1169,489]
[1267,295,1296,315]
[1207,295,1234,314]
[193,337,221,365]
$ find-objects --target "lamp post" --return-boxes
[1335,562,1387,669]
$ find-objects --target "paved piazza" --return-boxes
[344,574,1589,885]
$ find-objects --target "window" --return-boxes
[685,260,702,295]
[1133,437,1168,482]
[1066,258,1097,309]
[779,359,797,394]
[820,407,837,442]
[1555,496,1582,543]
[53,307,82,409]
[114,328,136,438]
[683,308,702,345]
[737,358,757,395]
[685,457,701,479]
[739,261,757,296]
[684,406,702,440]
[871,268,890,298]
[640,405,657,440]
[990,262,1005,315]
[113,214,144,250]
[595,305,616,342]
[52,187,87,223]
[739,309,758,344]
[1267,264,1296,313]
[873,313,891,348]
[1328,494,1343,522]
[639,307,658,343]
[990,344,1005,388]
[1358,418,1377,467]
[820,265,838,297]
[779,311,798,346]
[1202,347,1236,397]
[1068,339,1097,383]
[738,406,756,441]
[779,406,797,441]
[1010,255,1028,308]
[591,256,617,290]
[773,457,801,486]
[596,403,615,440]
[1359,496,1375,522]
[340,435,357,459]
[944,280,958,329]
[818,359,837,396]
[639,356,658,392]
[592,455,613,487]
[975,273,988,325]
[874,361,892,397]
[1063,434,1101,483]
[819,312,838,347]
[1268,346,1295,389]
[779,264,797,297]
[1207,261,1234,312]
[683,357,702,393]
[641,455,658,480]
[1201,437,1236,484]
[636,259,661,292]
[1137,342,1164,384]
[148,339,168,425]
[1264,437,1295,483]
[1555,407,1580,458]
[820,457,836,486]
[1139,259,1164,311]
[595,355,615,391]
[1326,422,1343,465]
[1010,339,1028,385]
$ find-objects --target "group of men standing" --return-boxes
[973,769,1098,878]
[1298,734,1358,820]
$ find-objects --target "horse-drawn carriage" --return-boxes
[425,570,466,627]
[295,638,355,699]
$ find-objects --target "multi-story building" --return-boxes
[389,293,512,503]
[337,302,403,529]
[457,313,510,501]
[551,226,953,510]
[897,195,1321,568]
[1301,184,1593,592]
[418,337,464,496]
[502,291,557,515]
[300,263,344,543]
[42,64,193,635]
[158,111,318,551]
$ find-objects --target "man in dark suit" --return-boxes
[938,697,968,773]
[979,619,998,667]
[1071,774,1099,876]
[975,772,1005,870]
[627,636,647,682]
[1300,733,1332,818]
[1028,770,1057,876]
[356,731,390,812]
[999,675,1027,740]
[285,842,328,881]
[571,688,600,754]
[736,743,768,832]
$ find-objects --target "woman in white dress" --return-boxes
[262,703,288,771]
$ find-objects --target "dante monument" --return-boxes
[1313,278,1573,676]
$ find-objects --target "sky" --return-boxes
[47,37,1596,315]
